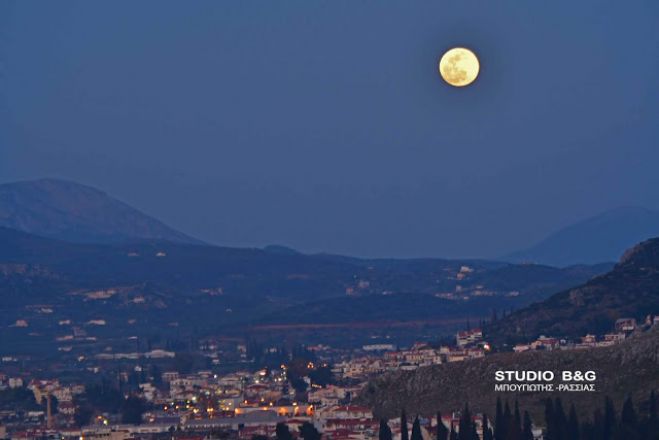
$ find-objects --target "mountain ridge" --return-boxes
[506,206,659,266]
[0,178,201,245]
[0,225,610,353]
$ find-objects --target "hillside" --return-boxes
[487,237,659,344]
[0,178,200,244]
[0,227,609,353]
[506,207,659,266]
[359,328,659,423]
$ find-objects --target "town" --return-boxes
[1,314,657,440]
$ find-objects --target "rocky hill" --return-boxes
[487,237,659,344]
[359,327,659,422]
[0,178,200,244]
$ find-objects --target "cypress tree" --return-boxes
[649,390,658,435]
[458,404,472,440]
[508,400,522,440]
[554,397,568,440]
[603,396,616,440]
[503,401,512,439]
[299,422,321,440]
[621,396,637,426]
[379,419,392,440]
[481,414,493,440]
[591,408,604,440]
[567,404,579,440]
[619,396,638,437]
[449,425,458,440]
[437,412,449,440]
[494,397,504,440]
[411,416,423,440]
[544,398,555,440]
[579,421,595,440]
[522,411,534,440]
[275,423,293,440]
[401,410,409,440]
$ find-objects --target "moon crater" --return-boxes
[439,47,480,87]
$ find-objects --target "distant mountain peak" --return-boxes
[506,206,659,266]
[0,178,202,245]
[263,244,301,255]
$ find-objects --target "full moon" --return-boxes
[439,47,480,87]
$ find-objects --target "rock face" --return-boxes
[358,328,659,422]
[487,237,659,342]
[0,178,200,244]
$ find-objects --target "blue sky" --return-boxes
[1,1,658,258]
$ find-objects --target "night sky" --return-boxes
[1,1,658,258]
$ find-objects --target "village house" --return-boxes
[615,318,637,333]
[456,328,483,347]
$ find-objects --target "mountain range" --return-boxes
[506,206,659,266]
[2,179,658,267]
[0,177,652,354]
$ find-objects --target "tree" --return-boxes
[74,405,93,427]
[173,352,196,374]
[507,400,522,440]
[481,414,493,440]
[379,419,392,440]
[603,396,616,440]
[543,397,568,440]
[553,397,567,440]
[299,422,321,440]
[495,398,505,440]
[621,396,637,426]
[648,390,659,436]
[276,422,294,440]
[458,404,476,440]
[449,425,458,440]
[121,395,146,425]
[251,436,268,440]
[590,408,605,440]
[437,412,449,440]
[544,398,555,440]
[309,365,334,388]
[522,411,534,440]
[567,404,579,440]
[47,394,59,415]
[401,410,409,440]
[502,401,512,440]
[150,364,163,387]
[411,416,423,440]
[619,396,638,437]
